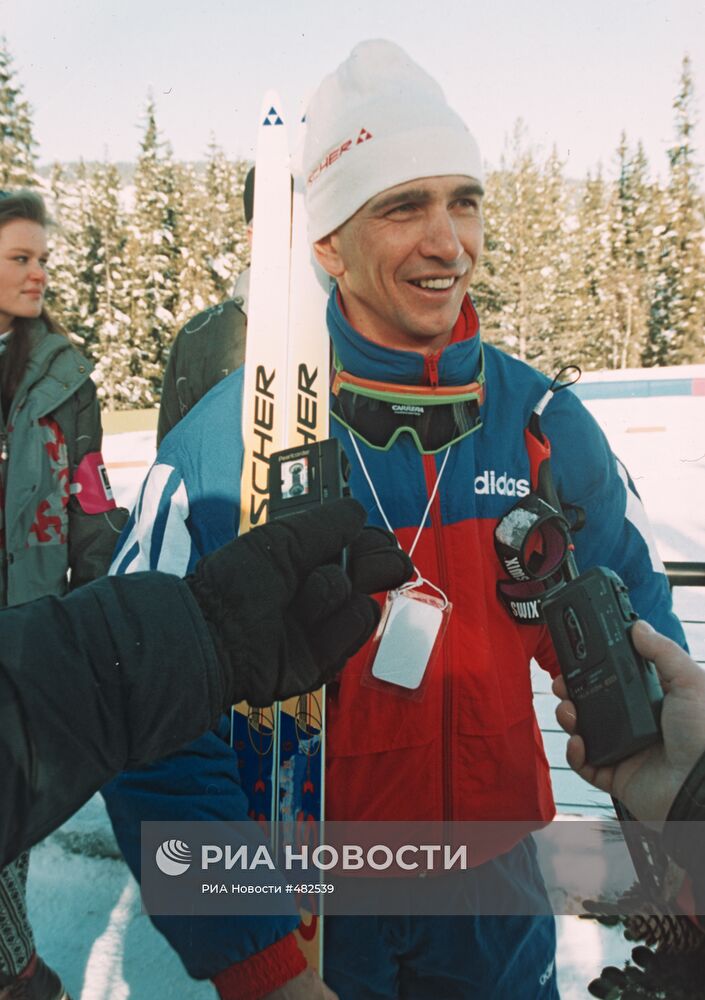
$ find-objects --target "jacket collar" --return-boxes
[326,288,483,387]
[14,320,92,418]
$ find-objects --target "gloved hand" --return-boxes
[186,498,412,706]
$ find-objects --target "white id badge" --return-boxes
[369,589,451,692]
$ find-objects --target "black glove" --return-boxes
[186,498,413,707]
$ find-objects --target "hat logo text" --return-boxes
[307,127,373,185]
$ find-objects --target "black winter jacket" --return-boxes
[0,572,225,867]
[157,298,246,446]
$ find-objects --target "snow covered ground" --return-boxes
[584,394,705,563]
[24,391,705,999]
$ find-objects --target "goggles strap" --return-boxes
[496,570,568,625]
[347,429,452,609]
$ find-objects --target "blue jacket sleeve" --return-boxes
[110,460,197,576]
[544,391,685,646]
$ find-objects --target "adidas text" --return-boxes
[474,470,530,498]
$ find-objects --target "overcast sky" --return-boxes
[2,0,703,180]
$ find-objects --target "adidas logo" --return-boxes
[474,470,530,497]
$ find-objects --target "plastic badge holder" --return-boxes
[365,587,452,700]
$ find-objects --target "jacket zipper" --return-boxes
[424,352,441,387]
[422,451,453,820]
[2,391,27,459]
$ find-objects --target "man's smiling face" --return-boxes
[314,175,484,354]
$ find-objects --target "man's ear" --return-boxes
[313,233,345,279]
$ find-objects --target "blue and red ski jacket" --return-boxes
[322,293,683,826]
[107,291,684,983]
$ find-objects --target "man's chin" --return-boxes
[403,293,465,332]
[399,309,462,346]
[399,325,456,351]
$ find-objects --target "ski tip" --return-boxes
[259,89,285,127]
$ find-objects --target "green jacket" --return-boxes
[157,298,247,446]
[0,321,128,607]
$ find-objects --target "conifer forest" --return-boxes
[2,40,703,408]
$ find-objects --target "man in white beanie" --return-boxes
[97,38,684,1000]
[293,38,682,998]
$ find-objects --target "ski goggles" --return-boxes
[495,493,571,585]
[331,353,485,454]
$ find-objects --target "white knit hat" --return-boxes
[302,39,484,243]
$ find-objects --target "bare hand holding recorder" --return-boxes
[553,620,705,822]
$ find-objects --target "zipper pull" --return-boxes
[424,352,441,387]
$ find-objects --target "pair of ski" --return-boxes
[232,91,330,971]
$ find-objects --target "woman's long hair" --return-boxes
[0,189,64,407]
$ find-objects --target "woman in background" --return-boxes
[0,190,126,1000]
